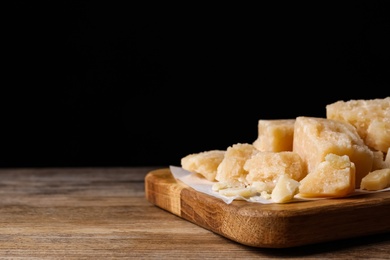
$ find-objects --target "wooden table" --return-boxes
[0,167,389,259]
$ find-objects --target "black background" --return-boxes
[2,1,389,168]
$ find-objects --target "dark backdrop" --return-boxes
[2,1,389,167]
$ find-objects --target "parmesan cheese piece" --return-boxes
[252,119,295,152]
[326,97,390,153]
[271,174,300,203]
[293,116,374,188]
[385,147,390,168]
[371,151,387,171]
[360,168,390,191]
[244,151,305,187]
[217,186,257,198]
[215,143,258,187]
[181,150,225,181]
[298,154,356,198]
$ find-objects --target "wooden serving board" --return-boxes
[144,168,390,248]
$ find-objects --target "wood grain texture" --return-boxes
[1,167,390,259]
[145,168,390,248]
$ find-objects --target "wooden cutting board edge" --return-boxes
[144,168,390,248]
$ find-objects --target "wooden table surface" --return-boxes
[0,167,389,259]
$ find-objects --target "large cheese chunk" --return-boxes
[252,119,295,152]
[298,154,356,198]
[215,143,258,187]
[181,150,225,181]
[293,116,374,188]
[326,97,390,153]
[244,151,305,186]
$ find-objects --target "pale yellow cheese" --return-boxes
[251,181,274,193]
[252,119,295,152]
[271,174,300,203]
[371,151,387,171]
[385,147,390,168]
[244,151,305,186]
[298,154,356,198]
[366,120,390,153]
[181,150,225,181]
[293,116,374,188]
[360,168,390,191]
[215,143,258,187]
[326,97,390,153]
[217,186,257,198]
